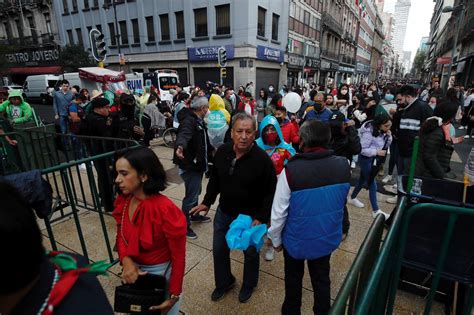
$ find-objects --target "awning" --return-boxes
[7,66,62,75]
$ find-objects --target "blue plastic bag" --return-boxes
[225,214,268,251]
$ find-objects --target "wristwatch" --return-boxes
[170,294,180,303]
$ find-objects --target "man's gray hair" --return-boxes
[190,96,208,109]
[299,120,331,148]
[231,112,256,130]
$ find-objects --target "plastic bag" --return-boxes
[225,214,267,251]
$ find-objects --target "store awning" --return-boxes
[7,66,62,75]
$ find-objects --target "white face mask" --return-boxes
[367,91,373,97]
[341,90,348,95]
[429,103,436,110]
[268,87,274,92]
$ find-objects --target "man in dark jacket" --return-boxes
[395,85,433,175]
[174,96,214,239]
[268,120,351,314]
[190,113,277,303]
[115,93,143,142]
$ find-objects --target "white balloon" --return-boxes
[282,92,302,113]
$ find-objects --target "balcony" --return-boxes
[340,55,355,65]
[321,49,339,61]
[322,12,343,35]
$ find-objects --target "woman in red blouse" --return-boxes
[113,147,187,314]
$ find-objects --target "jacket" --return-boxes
[0,90,33,124]
[282,149,351,259]
[396,99,432,157]
[329,111,361,160]
[415,124,454,179]
[279,118,300,145]
[359,121,392,158]
[173,108,213,172]
[53,90,74,117]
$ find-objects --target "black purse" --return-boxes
[114,197,169,314]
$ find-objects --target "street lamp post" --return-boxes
[104,0,121,69]
[441,4,464,92]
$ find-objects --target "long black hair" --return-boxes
[420,100,458,135]
[115,147,167,194]
[371,113,391,137]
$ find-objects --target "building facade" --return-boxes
[320,0,343,87]
[0,0,61,84]
[287,0,323,87]
[370,9,384,80]
[355,0,376,83]
[391,0,411,55]
[338,0,359,84]
[52,0,289,92]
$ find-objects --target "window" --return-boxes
[67,29,73,44]
[86,26,92,37]
[194,8,207,37]
[62,0,69,13]
[96,24,102,33]
[4,22,12,39]
[93,0,98,7]
[131,19,140,44]
[159,14,170,41]
[108,22,116,45]
[175,11,184,39]
[159,76,179,90]
[272,13,279,41]
[146,16,155,42]
[76,28,83,46]
[27,16,37,42]
[15,19,23,38]
[83,0,89,9]
[119,21,128,44]
[44,13,52,34]
[257,6,266,37]
[215,4,230,35]
[72,0,78,12]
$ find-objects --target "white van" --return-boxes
[23,74,59,104]
[126,70,179,100]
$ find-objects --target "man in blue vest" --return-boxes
[268,120,351,314]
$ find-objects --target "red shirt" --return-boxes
[280,120,300,145]
[113,194,187,295]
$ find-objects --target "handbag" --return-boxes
[114,197,169,314]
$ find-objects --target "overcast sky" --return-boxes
[383,0,435,61]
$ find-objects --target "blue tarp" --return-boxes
[225,214,267,251]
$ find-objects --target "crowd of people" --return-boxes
[1,77,473,315]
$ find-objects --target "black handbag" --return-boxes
[114,273,167,314]
[114,198,169,314]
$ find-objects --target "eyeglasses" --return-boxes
[229,158,236,176]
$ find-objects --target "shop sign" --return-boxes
[436,57,450,65]
[288,54,321,68]
[256,45,284,63]
[356,62,370,74]
[330,63,339,70]
[188,45,235,62]
[321,60,331,70]
[338,66,355,73]
[3,46,60,66]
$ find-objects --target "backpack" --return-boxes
[68,103,86,134]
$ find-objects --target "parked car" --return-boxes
[23,74,59,104]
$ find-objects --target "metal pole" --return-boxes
[302,44,306,87]
[112,0,122,70]
[443,6,464,92]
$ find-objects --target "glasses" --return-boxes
[229,158,236,176]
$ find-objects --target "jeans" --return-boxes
[180,169,204,227]
[351,155,379,211]
[94,159,115,212]
[388,141,399,176]
[213,208,259,290]
[282,250,331,315]
[59,115,68,134]
[70,134,84,160]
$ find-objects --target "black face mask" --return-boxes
[121,104,135,119]
[276,117,283,124]
[313,103,324,112]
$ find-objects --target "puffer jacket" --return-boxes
[359,121,392,158]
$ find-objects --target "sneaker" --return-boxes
[347,197,365,208]
[190,214,211,223]
[264,246,275,261]
[386,196,398,204]
[78,163,87,171]
[383,184,398,194]
[382,175,393,184]
[186,228,198,240]
[373,210,390,220]
[238,285,255,303]
[465,135,472,139]
[211,276,236,301]
[458,126,465,130]
[351,161,356,169]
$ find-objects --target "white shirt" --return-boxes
[267,170,291,248]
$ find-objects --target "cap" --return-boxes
[90,97,110,109]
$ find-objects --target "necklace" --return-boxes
[36,269,60,315]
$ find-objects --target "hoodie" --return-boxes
[256,115,296,175]
[0,90,33,124]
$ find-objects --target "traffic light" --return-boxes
[220,67,227,78]
[89,28,107,62]
[217,46,227,67]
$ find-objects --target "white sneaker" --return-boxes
[79,163,87,171]
[465,135,472,139]
[386,196,398,204]
[458,126,465,130]
[373,210,390,220]
[351,161,356,169]
[264,246,275,261]
[382,175,393,184]
[347,197,365,208]
[383,184,398,194]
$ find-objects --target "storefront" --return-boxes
[287,53,321,87]
[188,45,235,88]
[356,62,370,84]
[255,45,285,94]
[338,65,355,85]
[1,46,62,84]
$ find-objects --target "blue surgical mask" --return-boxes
[384,94,394,101]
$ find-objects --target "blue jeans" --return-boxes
[70,134,84,160]
[213,208,259,290]
[398,156,411,176]
[351,155,379,211]
[59,115,68,134]
[180,169,203,227]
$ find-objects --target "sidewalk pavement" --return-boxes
[41,143,445,314]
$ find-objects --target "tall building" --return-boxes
[0,0,61,84]
[370,8,385,80]
[391,0,411,54]
[287,0,322,87]
[356,0,376,83]
[52,0,289,91]
[320,0,343,86]
[338,0,359,84]
[419,36,429,52]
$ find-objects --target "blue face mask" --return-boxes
[384,94,394,101]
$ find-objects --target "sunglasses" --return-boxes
[229,158,236,176]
